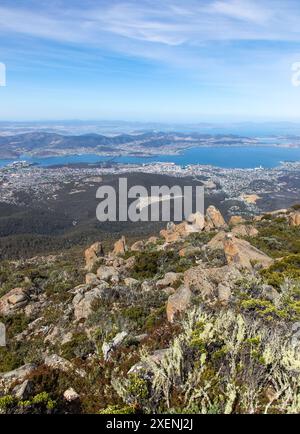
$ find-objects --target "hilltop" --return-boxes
[0,205,300,414]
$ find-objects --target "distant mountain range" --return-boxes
[0,131,254,158]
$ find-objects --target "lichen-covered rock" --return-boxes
[73,287,105,321]
[217,283,231,305]
[85,273,100,285]
[124,277,139,288]
[207,231,227,250]
[205,206,227,230]
[166,286,191,322]
[184,264,241,298]
[131,240,145,252]
[229,216,246,226]
[113,236,127,256]
[44,354,85,377]
[84,242,104,271]
[289,212,300,227]
[0,287,30,316]
[96,265,118,282]
[12,379,33,400]
[0,364,36,393]
[156,272,182,289]
[186,212,205,232]
[179,246,202,258]
[102,331,128,361]
[183,266,215,298]
[232,224,259,238]
[224,234,273,270]
[63,387,80,402]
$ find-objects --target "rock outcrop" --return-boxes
[229,216,246,226]
[113,236,127,256]
[156,272,182,289]
[63,388,80,402]
[183,264,240,299]
[84,242,104,271]
[289,212,300,227]
[205,206,227,230]
[160,222,188,243]
[73,286,107,321]
[44,354,85,377]
[186,212,205,233]
[0,364,36,393]
[102,331,128,361]
[96,265,119,282]
[166,286,191,322]
[131,240,145,252]
[0,287,30,316]
[232,224,259,238]
[224,234,273,270]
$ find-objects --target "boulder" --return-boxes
[184,264,241,298]
[0,364,36,393]
[84,242,104,271]
[205,206,227,230]
[179,246,202,258]
[113,236,127,256]
[131,240,145,252]
[85,273,100,285]
[141,281,153,292]
[261,285,280,303]
[160,222,188,243]
[156,272,182,289]
[12,379,33,400]
[146,236,159,245]
[73,287,104,321]
[229,216,246,226]
[224,234,273,270]
[0,287,30,316]
[0,322,5,347]
[186,212,205,233]
[217,284,231,305]
[166,286,191,322]
[96,265,118,282]
[183,266,215,298]
[289,212,300,227]
[207,231,227,250]
[63,387,80,402]
[124,256,136,270]
[112,257,125,268]
[44,354,85,377]
[102,331,128,361]
[163,287,176,296]
[124,277,139,288]
[232,225,259,238]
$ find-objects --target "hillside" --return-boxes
[0,205,300,414]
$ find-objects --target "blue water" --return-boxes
[1,146,300,169]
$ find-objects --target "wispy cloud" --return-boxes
[209,0,273,24]
[1,0,300,121]
[1,0,300,49]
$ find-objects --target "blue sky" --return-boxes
[0,0,300,122]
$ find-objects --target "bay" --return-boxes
[1,146,300,169]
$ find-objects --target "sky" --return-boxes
[0,0,300,122]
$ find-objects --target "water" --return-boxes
[1,146,300,169]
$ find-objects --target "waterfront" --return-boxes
[1,145,300,169]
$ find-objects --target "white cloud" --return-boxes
[0,1,300,48]
[209,0,273,24]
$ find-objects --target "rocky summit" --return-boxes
[0,205,300,414]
